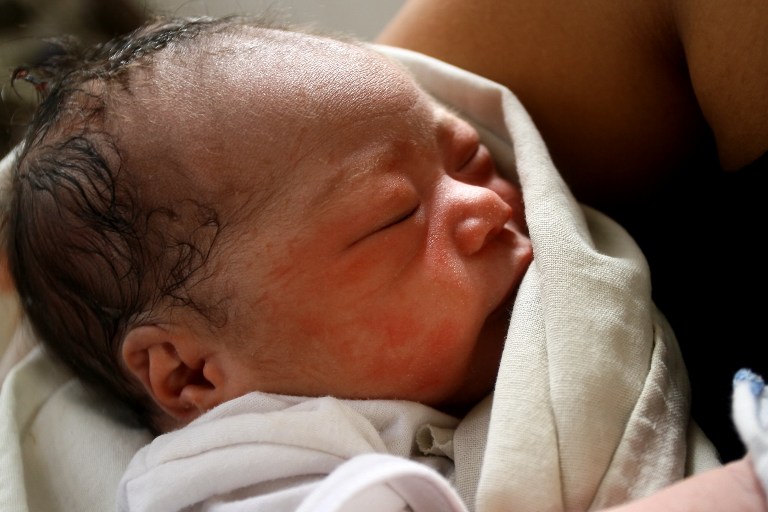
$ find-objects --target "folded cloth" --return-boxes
[375,45,721,511]
[117,392,460,512]
[0,344,152,512]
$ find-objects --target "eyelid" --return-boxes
[456,142,495,183]
[378,204,419,232]
[347,203,420,249]
[458,143,480,170]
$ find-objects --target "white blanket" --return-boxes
[0,46,720,512]
[117,391,464,512]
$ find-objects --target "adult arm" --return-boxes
[377,0,768,206]
[603,458,767,512]
[673,0,768,171]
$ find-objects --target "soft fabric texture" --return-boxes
[0,335,152,512]
[117,391,461,512]
[379,44,721,511]
[0,45,725,512]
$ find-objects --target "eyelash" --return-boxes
[459,144,479,170]
[380,204,419,232]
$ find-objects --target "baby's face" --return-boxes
[159,32,533,411]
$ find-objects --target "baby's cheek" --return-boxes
[359,314,468,399]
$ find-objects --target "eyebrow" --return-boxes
[307,94,443,214]
[307,140,408,216]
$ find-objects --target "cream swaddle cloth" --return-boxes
[376,45,720,511]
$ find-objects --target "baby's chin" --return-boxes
[486,272,523,329]
[437,307,512,416]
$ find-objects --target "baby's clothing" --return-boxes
[116,392,465,512]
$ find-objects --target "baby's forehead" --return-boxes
[125,30,415,139]
[107,27,436,235]
[150,28,402,92]
[125,33,418,162]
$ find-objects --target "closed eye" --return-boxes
[455,143,495,183]
[377,204,419,233]
[458,143,479,170]
[347,204,420,249]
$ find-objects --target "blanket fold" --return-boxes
[117,393,459,512]
[378,45,719,511]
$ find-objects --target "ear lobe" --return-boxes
[121,325,225,422]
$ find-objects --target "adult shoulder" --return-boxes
[377,0,768,204]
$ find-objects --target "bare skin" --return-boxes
[377,0,768,204]
[119,30,532,427]
[604,458,766,512]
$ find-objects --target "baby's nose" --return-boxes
[450,183,513,256]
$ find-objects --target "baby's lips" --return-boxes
[500,185,528,237]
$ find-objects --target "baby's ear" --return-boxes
[121,324,229,422]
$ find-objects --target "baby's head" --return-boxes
[7,16,532,432]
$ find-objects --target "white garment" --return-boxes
[117,392,461,512]
[0,342,152,512]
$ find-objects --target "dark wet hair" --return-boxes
[4,15,299,432]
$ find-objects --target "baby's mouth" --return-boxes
[493,235,534,317]
[487,279,519,322]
